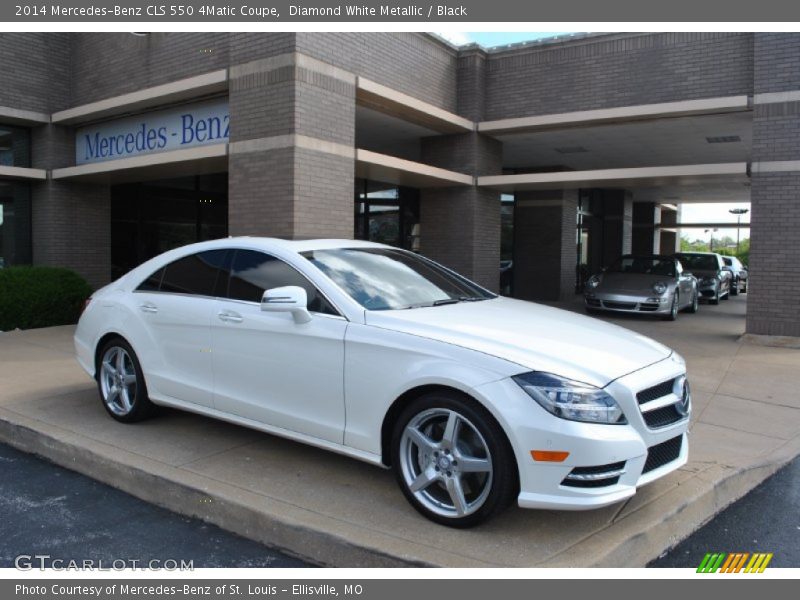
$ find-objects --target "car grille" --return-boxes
[561,461,626,488]
[643,404,685,428]
[586,298,601,307]
[639,302,660,312]
[642,435,683,474]
[603,301,636,310]
[637,378,676,404]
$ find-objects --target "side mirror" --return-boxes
[261,286,312,324]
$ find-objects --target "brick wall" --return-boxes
[0,33,70,113]
[747,34,800,337]
[420,133,501,290]
[483,33,753,120]
[296,33,458,113]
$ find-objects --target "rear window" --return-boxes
[137,250,229,297]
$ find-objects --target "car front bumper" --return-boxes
[474,355,690,510]
[584,291,673,315]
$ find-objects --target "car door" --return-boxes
[132,249,229,408]
[674,261,693,305]
[211,249,347,444]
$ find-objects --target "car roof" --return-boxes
[674,251,717,256]
[192,237,393,253]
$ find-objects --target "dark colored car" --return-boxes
[673,252,732,305]
[722,256,748,294]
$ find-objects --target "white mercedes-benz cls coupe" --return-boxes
[75,238,690,527]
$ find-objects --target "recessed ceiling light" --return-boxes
[554,146,588,154]
[706,136,741,144]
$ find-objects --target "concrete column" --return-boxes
[419,133,502,291]
[228,50,356,240]
[513,189,579,302]
[30,124,111,289]
[632,202,661,255]
[747,34,800,337]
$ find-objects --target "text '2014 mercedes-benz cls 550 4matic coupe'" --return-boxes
[75,238,690,527]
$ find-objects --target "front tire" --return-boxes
[97,338,156,423]
[664,292,679,321]
[391,391,517,528]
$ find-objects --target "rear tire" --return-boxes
[96,338,156,423]
[391,391,518,528]
[685,289,699,314]
[730,278,739,296]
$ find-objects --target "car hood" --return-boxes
[364,297,672,388]
[597,272,672,293]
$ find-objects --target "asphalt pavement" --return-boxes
[0,442,310,569]
[650,456,800,568]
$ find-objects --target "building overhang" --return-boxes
[51,144,228,184]
[356,77,473,134]
[478,163,749,192]
[356,149,473,188]
[51,70,228,126]
[0,106,50,126]
[478,95,751,135]
[0,166,48,181]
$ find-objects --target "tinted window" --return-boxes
[157,249,230,296]
[301,247,494,311]
[608,256,676,277]
[227,250,337,315]
[136,267,164,292]
[675,254,718,272]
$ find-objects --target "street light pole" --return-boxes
[729,208,749,254]
[704,228,718,252]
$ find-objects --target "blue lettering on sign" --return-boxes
[76,99,229,165]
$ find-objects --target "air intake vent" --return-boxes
[706,135,741,144]
[554,146,588,154]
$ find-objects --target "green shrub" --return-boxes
[0,266,92,331]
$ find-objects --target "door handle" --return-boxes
[139,303,158,314]
[217,311,243,323]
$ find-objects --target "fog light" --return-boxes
[531,450,570,462]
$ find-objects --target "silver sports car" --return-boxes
[584,255,699,321]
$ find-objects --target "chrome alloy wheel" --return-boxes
[99,346,138,416]
[399,408,493,518]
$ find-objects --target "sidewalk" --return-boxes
[1,295,799,567]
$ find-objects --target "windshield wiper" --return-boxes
[432,298,461,306]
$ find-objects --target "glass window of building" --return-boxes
[110,173,228,280]
[0,125,32,268]
[354,179,420,251]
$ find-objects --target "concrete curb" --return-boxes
[2,409,797,568]
[0,416,432,568]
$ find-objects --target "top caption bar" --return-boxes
[4,0,800,22]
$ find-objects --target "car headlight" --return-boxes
[652,281,668,295]
[512,372,627,425]
[586,275,601,289]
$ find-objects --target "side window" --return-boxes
[227,250,338,315]
[136,267,165,292]
[155,249,230,296]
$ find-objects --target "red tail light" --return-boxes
[81,297,93,316]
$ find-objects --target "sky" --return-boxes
[434,32,576,48]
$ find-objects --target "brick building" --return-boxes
[0,32,797,337]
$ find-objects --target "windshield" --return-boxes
[608,256,676,277]
[301,248,495,310]
[676,254,718,272]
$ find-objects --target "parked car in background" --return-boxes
[673,252,732,305]
[584,255,698,321]
[75,238,690,527]
[722,256,748,294]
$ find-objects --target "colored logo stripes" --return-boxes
[697,552,773,573]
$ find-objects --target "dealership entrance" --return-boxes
[110,173,228,279]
